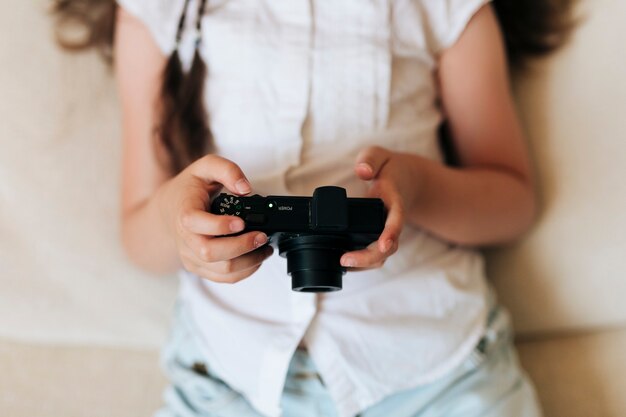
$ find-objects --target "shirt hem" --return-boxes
[311,309,489,417]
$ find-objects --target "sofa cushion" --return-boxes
[488,0,626,334]
[0,339,166,417]
[0,1,177,349]
[517,328,626,417]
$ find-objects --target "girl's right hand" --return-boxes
[155,155,273,284]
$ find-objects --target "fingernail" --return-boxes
[357,163,373,176]
[235,178,251,194]
[342,257,356,267]
[381,239,393,253]
[230,219,244,232]
[254,233,268,248]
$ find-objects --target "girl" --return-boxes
[54,1,575,416]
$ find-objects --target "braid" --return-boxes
[158,0,212,174]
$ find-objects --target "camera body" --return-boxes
[209,186,386,292]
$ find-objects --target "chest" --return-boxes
[182,0,441,190]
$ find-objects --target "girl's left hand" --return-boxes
[340,146,423,270]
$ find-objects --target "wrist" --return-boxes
[397,152,432,219]
[152,176,178,240]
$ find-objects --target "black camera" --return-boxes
[209,186,386,292]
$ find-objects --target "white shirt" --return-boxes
[118,1,491,416]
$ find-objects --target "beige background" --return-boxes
[489,0,626,334]
[0,1,177,349]
[1,0,626,416]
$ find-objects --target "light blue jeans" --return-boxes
[154,302,542,417]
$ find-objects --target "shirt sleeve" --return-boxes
[391,0,492,59]
[116,0,186,55]
[423,0,489,54]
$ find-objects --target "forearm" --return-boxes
[121,182,181,275]
[407,155,537,247]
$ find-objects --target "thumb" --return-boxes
[355,146,391,180]
[189,155,251,196]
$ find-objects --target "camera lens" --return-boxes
[277,235,350,292]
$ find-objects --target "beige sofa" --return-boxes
[1,1,624,416]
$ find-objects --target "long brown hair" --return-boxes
[52,0,577,174]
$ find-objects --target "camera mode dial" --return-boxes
[214,194,243,216]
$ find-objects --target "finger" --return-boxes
[340,240,395,269]
[185,231,269,263]
[355,146,391,180]
[181,209,245,236]
[202,263,263,284]
[377,194,404,253]
[186,263,261,284]
[365,181,404,254]
[209,246,274,276]
[190,154,252,195]
[179,244,272,282]
[345,262,385,272]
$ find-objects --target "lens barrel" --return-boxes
[277,235,349,292]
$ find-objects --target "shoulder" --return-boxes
[116,0,187,55]
[391,0,492,56]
